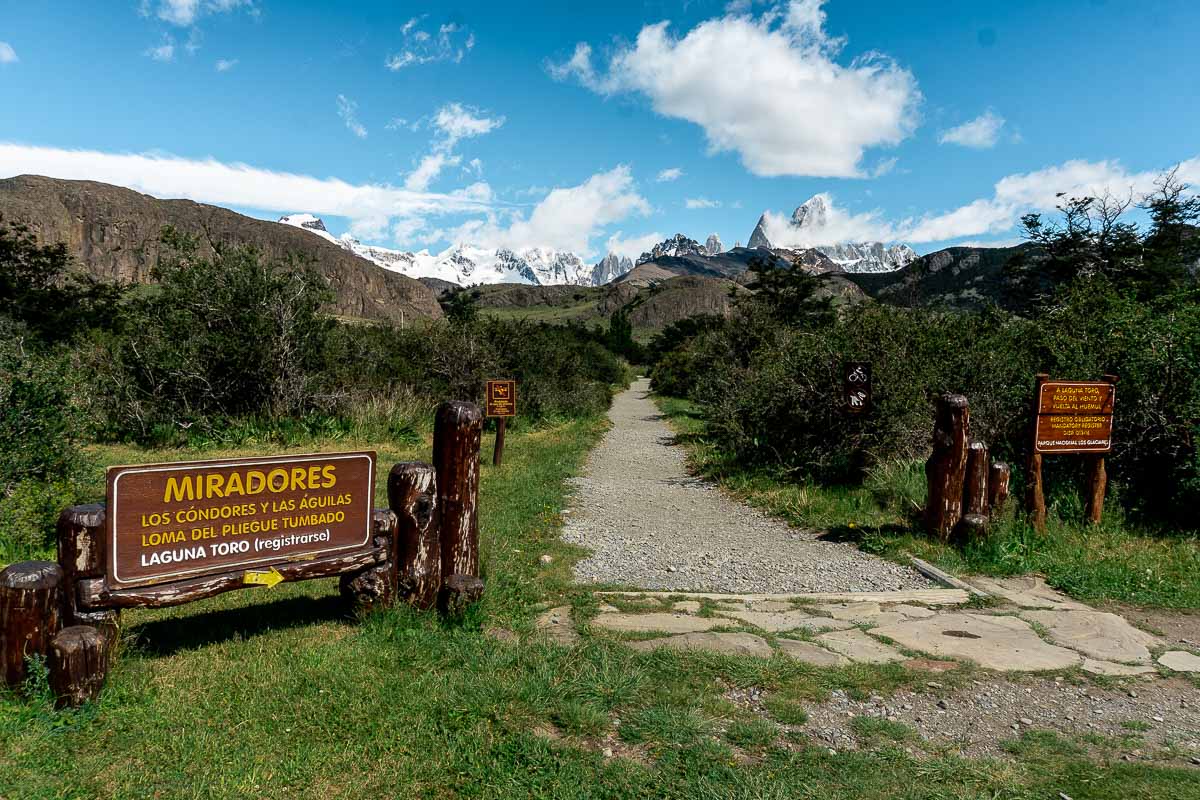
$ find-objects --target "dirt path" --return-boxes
[562,379,934,593]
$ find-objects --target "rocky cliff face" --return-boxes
[591,252,635,285]
[0,176,443,323]
[637,234,707,265]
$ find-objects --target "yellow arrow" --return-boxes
[243,568,285,589]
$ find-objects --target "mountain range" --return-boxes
[749,195,918,273]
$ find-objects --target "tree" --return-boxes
[741,255,834,327]
[1141,167,1200,290]
[440,287,481,325]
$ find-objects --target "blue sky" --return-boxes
[2,0,1198,259]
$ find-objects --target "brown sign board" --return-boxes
[843,362,872,415]
[106,451,376,587]
[486,380,516,417]
[1034,381,1115,453]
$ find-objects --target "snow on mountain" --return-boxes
[746,196,916,273]
[278,215,598,287]
[636,234,707,265]
[592,252,635,285]
[705,233,724,256]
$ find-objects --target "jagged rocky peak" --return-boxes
[592,252,635,285]
[791,194,830,230]
[748,214,772,250]
[637,233,707,264]
[278,213,328,233]
[705,233,723,256]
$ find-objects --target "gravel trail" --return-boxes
[562,379,935,593]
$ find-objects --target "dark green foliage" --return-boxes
[440,286,482,325]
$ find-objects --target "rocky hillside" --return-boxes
[0,176,442,324]
[845,243,1038,311]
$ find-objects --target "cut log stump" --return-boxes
[389,462,441,609]
[988,462,1011,515]
[1,561,66,689]
[439,574,485,617]
[48,625,110,708]
[963,440,990,516]
[434,401,483,581]
[925,394,970,541]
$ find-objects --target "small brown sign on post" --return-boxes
[843,362,872,415]
[486,380,517,418]
[105,451,376,588]
[486,380,516,467]
[1034,381,1115,453]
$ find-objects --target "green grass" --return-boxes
[657,395,1200,609]
[4,412,1200,798]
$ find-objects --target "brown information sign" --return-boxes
[1034,381,1115,454]
[486,380,516,417]
[843,362,872,415]
[106,451,375,587]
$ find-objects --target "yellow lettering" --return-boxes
[164,476,194,503]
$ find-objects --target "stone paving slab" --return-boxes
[592,612,726,634]
[1081,658,1158,677]
[1159,651,1200,672]
[871,613,1082,672]
[776,639,849,666]
[716,609,854,633]
[968,576,1091,610]
[817,629,906,664]
[628,632,774,658]
[1022,609,1162,664]
[535,606,579,646]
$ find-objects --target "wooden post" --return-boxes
[438,574,485,617]
[388,463,441,610]
[988,462,1011,515]
[955,514,989,543]
[56,505,108,622]
[339,509,398,612]
[1027,373,1049,532]
[434,401,483,581]
[492,417,507,467]
[48,625,110,708]
[963,440,990,516]
[925,394,970,541]
[1085,374,1117,525]
[1,561,66,688]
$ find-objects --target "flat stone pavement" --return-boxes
[537,578,1200,677]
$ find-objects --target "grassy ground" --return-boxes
[657,396,1200,609]
[4,412,1200,797]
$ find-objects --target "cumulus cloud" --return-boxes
[433,165,649,257]
[145,37,176,62]
[0,43,17,65]
[938,110,1005,149]
[685,197,721,209]
[215,58,238,72]
[145,0,254,27]
[549,0,920,178]
[605,230,664,260]
[0,142,491,233]
[337,95,367,139]
[656,167,683,182]
[759,156,1200,248]
[403,103,503,191]
[386,17,475,70]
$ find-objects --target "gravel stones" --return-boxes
[562,380,936,593]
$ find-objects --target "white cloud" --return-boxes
[0,142,491,235]
[147,0,253,27]
[549,0,920,178]
[938,110,1005,149]
[656,167,683,182]
[0,42,17,65]
[405,152,462,192]
[215,58,238,72]
[760,192,897,247]
[685,197,721,209]
[386,17,475,70]
[431,103,504,151]
[605,230,664,260]
[434,165,649,257]
[337,95,367,139]
[145,37,176,62]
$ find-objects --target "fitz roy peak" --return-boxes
[749,195,917,274]
[279,214,597,287]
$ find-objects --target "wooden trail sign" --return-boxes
[1027,375,1117,530]
[486,380,516,466]
[105,452,376,590]
[843,362,872,415]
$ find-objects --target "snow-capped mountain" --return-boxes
[748,196,917,273]
[278,215,595,287]
[636,234,708,265]
[592,252,635,285]
[705,233,724,256]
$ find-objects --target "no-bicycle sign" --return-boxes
[105,452,376,587]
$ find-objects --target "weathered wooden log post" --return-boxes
[48,625,109,708]
[434,401,484,613]
[57,505,120,645]
[925,394,970,541]
[1,561,66,688]
[388,462,441,610]
[962,440,990,517]
[339,509,399,612]
[988,462,1011,515]
[1027,373,1050,532]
